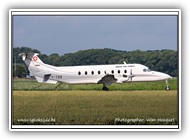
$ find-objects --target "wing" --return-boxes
[98,74,117,86]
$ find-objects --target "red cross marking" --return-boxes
[33,56,38,61]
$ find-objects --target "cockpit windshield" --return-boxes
[143,68,151,72]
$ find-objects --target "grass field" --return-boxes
[13,78,178,91]
[13,90,178,125]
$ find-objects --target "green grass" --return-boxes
[13,90,178,125]
[13,78,178,91]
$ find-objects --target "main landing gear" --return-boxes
[165,79,170,91]
[102,84,109,91]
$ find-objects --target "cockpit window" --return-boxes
[143,68,151,72]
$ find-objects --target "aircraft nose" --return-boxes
[162,73,172,79]
[153,71,172,80]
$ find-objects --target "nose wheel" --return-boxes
[165,79,170,91]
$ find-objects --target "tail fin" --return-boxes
[19,53,43,76]
[19,53,43,65]
[19,53,57,84]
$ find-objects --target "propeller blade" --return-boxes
[130,69,132,81]
[130,69,135,82]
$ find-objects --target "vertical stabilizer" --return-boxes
[19,52,57,84]
[19,53,43,63]
[19,53,44,75]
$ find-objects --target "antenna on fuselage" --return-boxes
[123,61,127,65]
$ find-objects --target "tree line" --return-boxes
[13,47,178,77]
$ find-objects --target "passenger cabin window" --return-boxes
[98,71,101,74]
[111,70,114,74]
[78,71,81,75]
[104,71,107,74]
[85,71,87,75]
[91,71,94,75]
[124,70,127,73]
[118,70,120,74]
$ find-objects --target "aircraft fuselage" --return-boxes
[20,53,172,90]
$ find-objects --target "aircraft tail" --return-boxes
[19,53,57,84]
[19,52,44,76]
[19,53,43,65]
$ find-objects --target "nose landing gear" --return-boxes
[165,79,170,91]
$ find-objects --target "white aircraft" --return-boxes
[19,53,172,91]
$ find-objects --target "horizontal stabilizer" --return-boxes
[31,71,51,77]
[35,76,57,84]
[32,72,57,84]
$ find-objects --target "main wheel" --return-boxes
[102,86,109,91]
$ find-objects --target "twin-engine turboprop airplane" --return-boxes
[19,53,172,91]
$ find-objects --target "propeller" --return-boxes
[129,69,135,82]
[123,69,135,82]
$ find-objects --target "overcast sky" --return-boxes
[13,15,177,55]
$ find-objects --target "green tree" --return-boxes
[48,53,61,66]
[13,47,178,77]
[13,64,26,78]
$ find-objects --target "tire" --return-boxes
[165,86,170,91]
[102,86,109,91]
